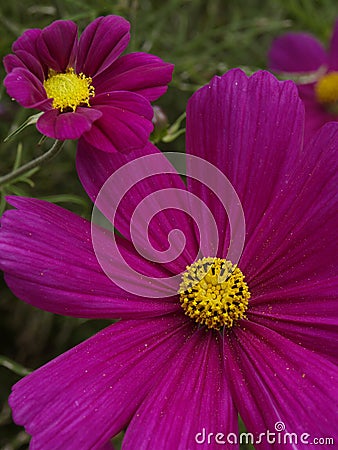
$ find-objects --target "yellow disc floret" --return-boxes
[44,68,95,112]
[315,71,338,107]
[179,257,250,330]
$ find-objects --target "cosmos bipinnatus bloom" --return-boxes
[3,15,173,153]
[0,69,337,449]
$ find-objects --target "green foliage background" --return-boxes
[0,0,336,448]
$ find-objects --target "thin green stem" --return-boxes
[0,140,64,188]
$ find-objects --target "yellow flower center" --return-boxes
[315,71,338,113]
[179,257,250,330]
[43,68,95,112]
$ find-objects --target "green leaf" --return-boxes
[40,194,90,208]
[154,112,186,143]
[6,184,29,196]
[4,112,43,143]
[167,111,186,134]
[0,355,32,376]
[0,192,7,215]
[162,128,186,143]
[12,143,23,170]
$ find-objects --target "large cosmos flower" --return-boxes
[3,15,173,153]
[0,69,337,449]
[268,19,338,142]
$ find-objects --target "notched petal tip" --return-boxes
[3,67,47,109]
[38,20,78,72]
[82,91,154,153]
[36,108,101,140]
[12,28,41,54]
[77,15,131,78]
[94,52,174,101]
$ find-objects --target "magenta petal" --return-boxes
[226,322,338,446]
[91,91,154,119]
[0,196,177,318]
[9,316,192,450]
[4,51,44,82]
[12,28,41,59]
[123,330,238,450]
[240,123,338,365]
[77,15,130,77]
[296,83,337,142]
[5,50,45,81]
[241,123,338,289]
[328,19,338,70]
[81,92,153,152]
[3,54,22,73]
[239,126,338,361]
[268,32,327,73]
[37,20,78,72]
[37,107,102,140]
[249,283,338,364]
[105,232,181,299]
[99,443,114,450]
[77,141,199,275]
[94,52,174,101]
[186,69,304,257]
[4,67,47,108]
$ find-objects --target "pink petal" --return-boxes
[12,28,42,60]
[248,281,338,364]
[92,223,183,300]
[4,51,45,81]
[296,83,337,143]
[77,141,200,276]
[0,196,177,318]
[77,15,130,78]
[81,92,153,153]
[123,330,238,450]
[186,69,304,258]
[94,52,174,101]
[268,32,327,73]
[4,67,47,108]
[328,19,338,70]
[241,123,338,293]
[226,322,338,447]
[238,123,338,366]
[3,54,21,73]
[37,20,78,72]
[9,315,193,450]
[36,107,102,140]
[99,443,114,450]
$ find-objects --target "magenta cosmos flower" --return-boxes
[3,15,173,153]
[268,19,338,141]
[1,69,337,449]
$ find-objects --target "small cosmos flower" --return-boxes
[3,15,174,153]
[268,19,338,141]
[0,69,337,449]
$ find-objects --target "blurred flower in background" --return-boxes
[3,15,174,153]
[268,19,338,141]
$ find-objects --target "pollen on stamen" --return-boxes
[43,68,95,112]
[315,71,338,111]
[179,257,250,331]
